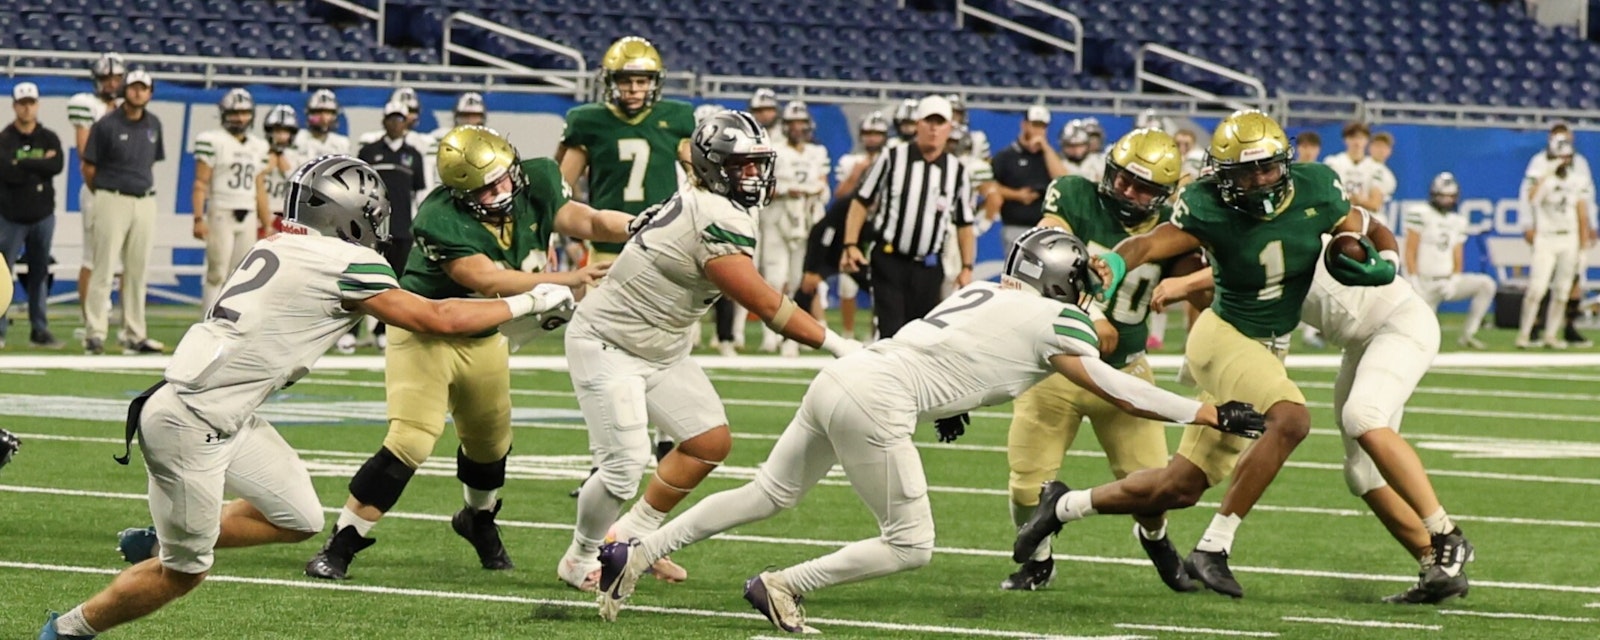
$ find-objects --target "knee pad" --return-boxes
[1344,453,1388,497]
[754,469,806,511]
[1339,401,1389,439]
[381,419,442,469]
[891,542,935,571]
[596,445,651,502]
[456,447,507,491]
[349,447,417,512]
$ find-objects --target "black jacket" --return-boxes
[0,122,64,224]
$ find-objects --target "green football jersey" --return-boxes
[1042,175,1172,368]
[403,158,569,317]
[1170,162,1349,338]
[561,99,695,253]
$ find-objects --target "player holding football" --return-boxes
[558,111,863,591]
[45,156,574,640]
[590,227,1265,632]
[304,126,632,580]
[1016,110,1403,598]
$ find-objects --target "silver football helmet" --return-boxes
[305,89,340,133]
[90,52,126,100]
[454,91,486,125]
[860,111,890,134]
[263,104,298,133]
[1002,227,1092,305]
[693,103,726,125]
[390,87,420,114]
[1429,171,1460,212]
[749,88,779,111]
[219,88,254,135]
[282,155,391,251]
[690,111,777,209]
[781,101,813,143]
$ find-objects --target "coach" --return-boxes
[82,68,164,355]
[841,94,975,338]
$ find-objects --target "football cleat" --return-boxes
[117,526,159,564]
[1012,481,1070,564]
[83,338,104,355]
[604,524,688,583]
[1457,335,1487,350]
[1417,528,1474,597]
[335,333,357,355]
[1564,326,1592,348]
[305,526,376,580]
[38,612,95,640]
[999,557,1055,591]
[744,571,818,634]
[1136,525,1198,592]
[596,540,651,622]
[451,499,513,570]
[558,551,603,592]
[120,338,164,355]
[1184,549,1243,598]
[1382,571,1469,605]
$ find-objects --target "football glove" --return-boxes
[1213,401,1266,439]
[0,428,19,471]
[934,413,969,443]
[499,284,577,352]
[1327,236,1397,287]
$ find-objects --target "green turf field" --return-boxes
[2,307,1599,639]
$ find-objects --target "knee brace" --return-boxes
[349,447,416,512]
[456,446,507,491]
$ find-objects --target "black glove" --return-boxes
[934,413,969,443]
[0,428,19,470]
[1213,401,1266,439]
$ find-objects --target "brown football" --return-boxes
[1328,233,1368,263]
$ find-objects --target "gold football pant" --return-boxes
[1007,355,1170,506]
[381,325,513,468]
[1176,309,1306,485]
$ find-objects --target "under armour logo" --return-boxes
[204,433,220,443]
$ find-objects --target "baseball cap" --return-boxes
[383,100,408,118]
[12,82,39,101]
[913,95,953,122]
[125,69,153,88]
[1025,106,1050,124]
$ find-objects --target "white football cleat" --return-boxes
[744,571,818,634]
[596,540,652,622]
[717,342,738,358]
[335,333,357,355]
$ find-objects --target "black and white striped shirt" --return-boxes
[855,143,975,260]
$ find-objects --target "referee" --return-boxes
[841,94,975,338]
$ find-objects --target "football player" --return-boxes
[799,111,892,340]
[1019,109,1403,598]
[557,36,695,267]
[945,94,989,159]
[1152,233,1474,604]
[68,52,125,321]
[890,98,918,147]
[304,126,632,581]
[1002,128,1203,593]
[46,156,574,640]
[359,87,438,199]
[1404,173,1496,349]
[192,88,271,312]
[1519,130,1597,348]
[748,88,779,139]
[291,89,350,159]
[591,228,1265,630]
[1059,120,1103,183]
[759,101,830,355]
[254,105,300,235]
[431,91,487,139]
[559,111,862,592]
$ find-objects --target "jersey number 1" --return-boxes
[618,138,651,203]
[209,250,281,322]
[1257,240,1284,301]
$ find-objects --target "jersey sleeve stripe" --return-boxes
[1058,306,1092,326]
[702,223,757,248]
[343,263,399,278]
[1054,315,1095,337]
[337,279,396,292]
[1053,324,1099,346]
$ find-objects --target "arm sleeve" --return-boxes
[1079,356,1204,423]
[67,95,97,129]
[336,250,400,303]
[854,149,892,205]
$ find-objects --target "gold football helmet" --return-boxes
[436,125,525,223]
[1099,128,1182,230]
[601,36,664,117]
[1207,109,1293,219]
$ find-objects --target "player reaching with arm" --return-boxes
[42,156,574,640]
[589,227,1264,631]
[303,126,630,581]
[558,111,863,592]
[1021,110,1402,599]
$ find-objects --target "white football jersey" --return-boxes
[1322,153,1386,203]
[1372,162,1397,205]
[357,129,438,191]
[966,128,992,161]
[864,281,1099,421]
[291,129,351,161]
[67,92,115,132]
[569,186,759,363]
[836,151,871,185]
[1528,169,1593,236]
[260,148,305,215]
[1064,153,1104,183]
[163,234,398,434]
[193,130,271,211]
[771,142,831,234]
[1301,238,1421,348]
[1402,203,1470,278]
[1181,148,1206,180]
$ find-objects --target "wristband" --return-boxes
[504,292,536,317]
[1378,249,1399,266]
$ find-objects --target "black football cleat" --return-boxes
[1012,481,1071,564]
[305,526,376,580]
[1383,571,1469,604]
[452,499,514,570]
[1184,549,1243,598]
[999,557,1056,591]
[1137,526,1198,592]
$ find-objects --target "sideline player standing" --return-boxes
[192,88,271,311]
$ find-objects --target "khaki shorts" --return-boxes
[382,325,513,467]
[1175,309,1305,485]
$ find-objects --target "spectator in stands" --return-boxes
[1296,130,1322,163]
[1369,131,1398,210]
[1520,130,1597,348]
[1323,121,1384,212]
[841,95,975,338]
[81,69,164,355]
[0,82,65,349]
[1523,122,1596,348]
[991,106,1066,249]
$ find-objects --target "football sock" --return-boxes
[56,606,97,637]
[336,508,378,538]
[613,501,668,542]
[1195,513,1242,554]
[573,475,621,555]
[1010,501,1052,561]
[1138,520,1168,541]
[464,487,498,512]
[640,483,780,565]
[1149,309,1169,344]
[1422,507,1456,536]
[1053,490,1097,523]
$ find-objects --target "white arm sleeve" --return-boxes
[1079,356,1203,424]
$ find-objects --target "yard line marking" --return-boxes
[0,561,1136,639]
[1295,379,1600,403]
[1585,602,1600,608]
[1280,616,1441,630]
[1438,610,1595,623]
[1429,368,1600,383]
[1113,623,1277,637]
[0,368,47,375]
[8,482,1600,596]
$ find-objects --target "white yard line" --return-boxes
[1429,368,1600,383]
[7,482,1600,597]
[1280,616,1440,630]
[1437,609,1595,623]
[0,560,1137,639]
[1113,623,1277,637]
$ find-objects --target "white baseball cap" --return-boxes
[12,82,39,101]
[913,94,953,122]
[1025,106,1050,124]
[383,100,408,118]
[125,69,153,88]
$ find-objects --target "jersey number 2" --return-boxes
[618,138,651,203]
[923,288,995,328]
[209,250,280,322]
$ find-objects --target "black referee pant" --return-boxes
[870,249,945,338]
